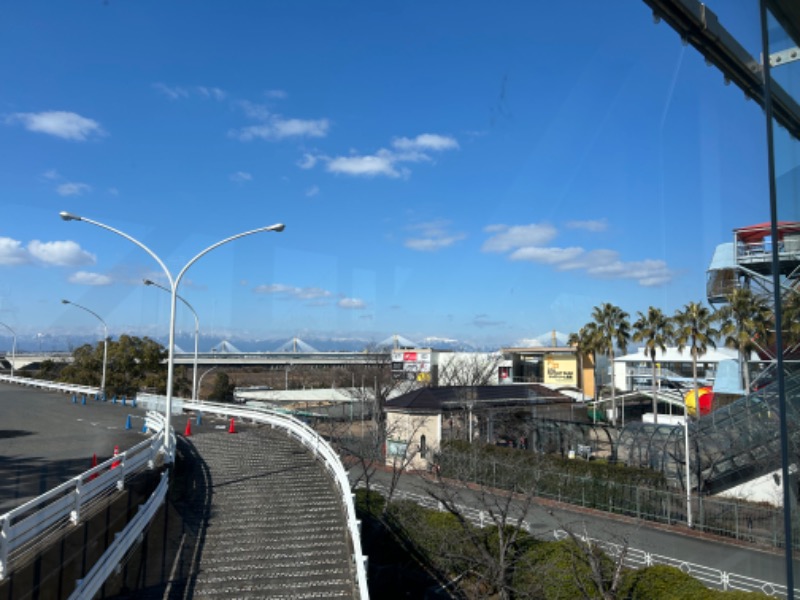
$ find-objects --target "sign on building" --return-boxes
[543,354,577,386]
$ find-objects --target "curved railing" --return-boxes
[0,411,169,583]
[179,400,369,600]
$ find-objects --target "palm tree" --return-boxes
[632,307,673,424]
[714,288,772,393]
[590,303,630,426]
[780,291,800,356]
[673,301,718,416]
[672,300,716,529]
[568,324,598,401]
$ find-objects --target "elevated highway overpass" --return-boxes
[2,350,389,372]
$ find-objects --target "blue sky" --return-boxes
[0,2,773,350]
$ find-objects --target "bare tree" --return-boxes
[421,443,543,599]
[559,525,629,600]
[341,410,430,512]
[437,352,503,387]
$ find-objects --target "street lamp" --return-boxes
[61,299,108,397]
[197,366,218,401]
[0,322,17,377]
[60,211,284,460]
[684,394,693,528]
[144,279,200,402]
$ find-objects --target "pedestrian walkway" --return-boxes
[179,427,357,599]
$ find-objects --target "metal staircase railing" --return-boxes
[180,399,369,600]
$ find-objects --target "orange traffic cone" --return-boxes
[184,419,192,437]
[90,453,98,480]
[228,418,236,434]
[111,445,121,469]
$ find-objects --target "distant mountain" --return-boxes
[4,331,515,354]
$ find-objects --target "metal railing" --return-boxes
[0,411,168,582]
[0,374,100,397]
[68,470,169,600]
[178,399,369,600]
[362,482,798,598]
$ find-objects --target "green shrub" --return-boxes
[619,565,710,599]
[514,539,604,600]
[355,488,385,518]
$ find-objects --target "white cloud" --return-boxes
[321,133,458,179]
[197,86,226,100]
[566,218,608,232]
[108,187,120,196]
[254,283,333,300]
[42,169,60,180]
[7,111,105,141]
[154,83,226,101]
[230,101,329,141]
[68,271,112,286]
[338,297,366,309]
[265,89,288,99]
[509,246,584,264]
[0,237,30,265]
[326,153,401,178]
[557,248,618,271]
[230,171,252,183]
[482,223,558,252]
[153,83,190,100]
[585,257,673,286]
[231,117,329,141]
[393,133,459,151]
[404,221,466,252]
[305,185,320,197]
[297,154,318,169]
[237,100,271,120]
[273,118,329,138]
[27,240,95,267]
[488,222,673,286]
[56,182,92,196]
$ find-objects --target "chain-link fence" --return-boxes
[437,446,790,549]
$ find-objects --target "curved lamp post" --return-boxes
[144,279,200,402]
[61,299,108,397]
[60,211,284,460]
[197,366,218,402]
[0,322,16,377]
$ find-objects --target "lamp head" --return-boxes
[270,223,285,232]
[143,279,154,286]
[61,299,71,305]
[59,211,82,222]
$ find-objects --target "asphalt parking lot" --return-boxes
[0,382,150,512]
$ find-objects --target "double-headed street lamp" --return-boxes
[61,299,108,397]
[144,279,200,402]
[0,322,17,377]
[60,211,285,460]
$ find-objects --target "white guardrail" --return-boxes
[0,411,169,584]
[178,399,370,600]
[0,374,101,397]
[363,483,799,599]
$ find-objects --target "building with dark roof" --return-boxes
[384,384,584,470]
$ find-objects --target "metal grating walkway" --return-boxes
[182,427,357,599]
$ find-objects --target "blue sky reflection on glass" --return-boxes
[0,2,771,348]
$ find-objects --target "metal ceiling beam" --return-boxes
[643,0,800,141]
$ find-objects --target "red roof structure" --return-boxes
[735,222,800,244]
